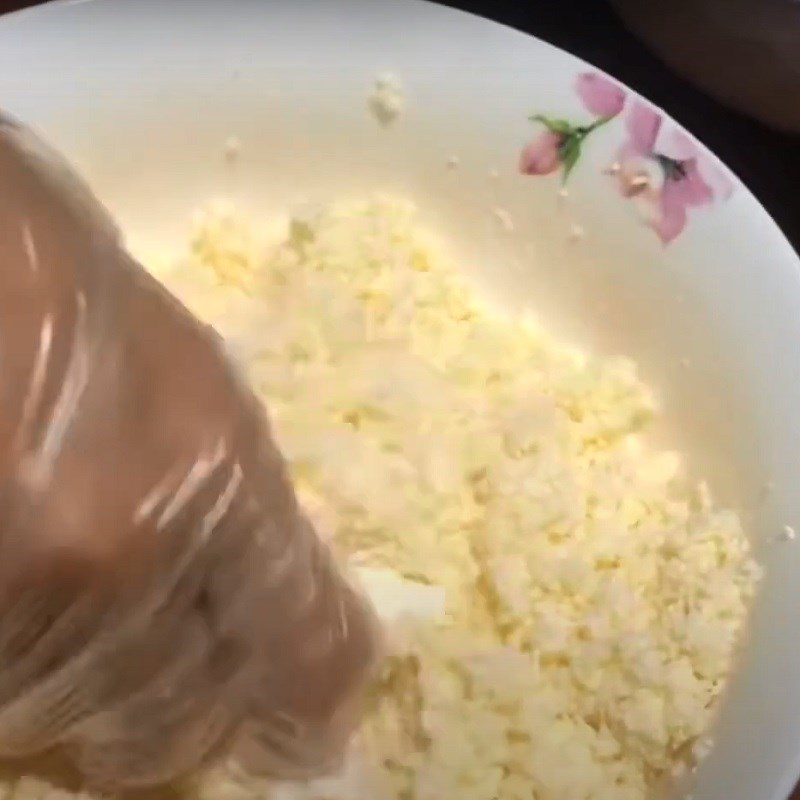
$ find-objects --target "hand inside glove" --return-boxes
[0,113,378,791]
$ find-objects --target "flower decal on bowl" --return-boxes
[520,73,625,181]
[520,72,733,244]
[610,101,733,243]
[575,72,627,117]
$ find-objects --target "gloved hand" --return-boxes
[0,113,378,790]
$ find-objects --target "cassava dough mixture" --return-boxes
[0,197,758,800]
[147,196,759,800]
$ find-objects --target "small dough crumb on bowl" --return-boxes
[367,73,404,126]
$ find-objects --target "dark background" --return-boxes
[0,0,799,796]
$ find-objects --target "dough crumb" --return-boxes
[492,206,515,232]
[223,135,242,163]
[367,73,404,126]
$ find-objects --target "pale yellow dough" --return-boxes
[153,195,759,800]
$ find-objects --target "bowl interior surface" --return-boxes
[1,2,799,798]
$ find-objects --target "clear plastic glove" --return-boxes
[0,113,378,790]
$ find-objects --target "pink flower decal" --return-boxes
[612,100,732,244]
[519,130,563,176]
[520,71,627,183]
[622,101,662,158]
[652,157,714,243]
[575,73,626,118]
[520,75,733,244]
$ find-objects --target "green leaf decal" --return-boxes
[530,115,575,136]
[559,135,582,182]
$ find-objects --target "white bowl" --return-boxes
[1,1,799,798]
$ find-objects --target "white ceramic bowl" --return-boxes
[1,1,799,798]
